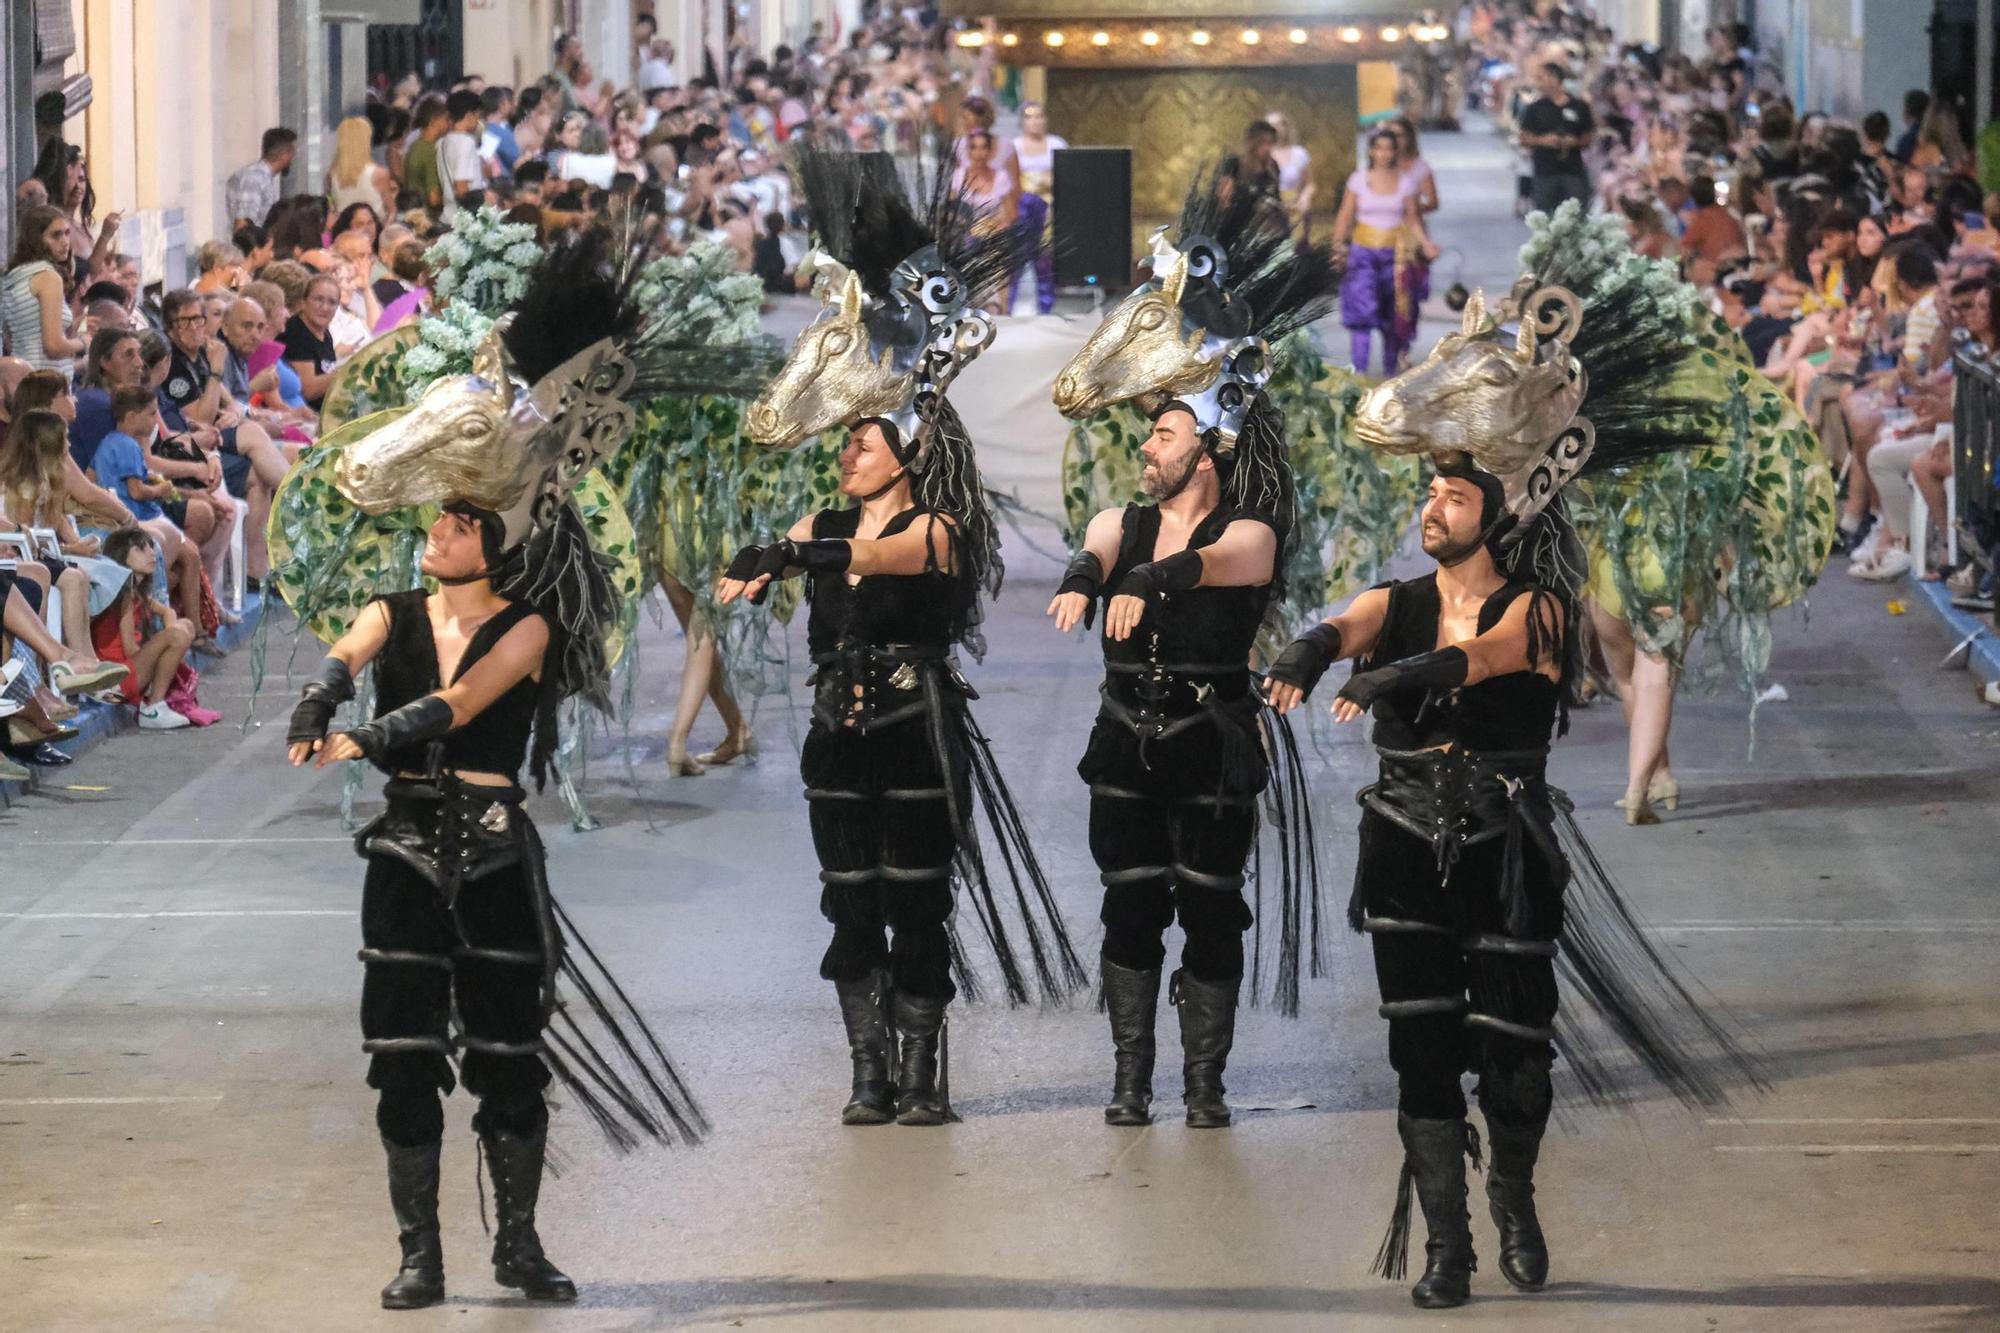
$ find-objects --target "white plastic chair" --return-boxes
[1908,474,1958,571]
[218,494,248,611]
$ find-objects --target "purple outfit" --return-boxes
[1006,135,1066,314]
[1340,167,1430,373]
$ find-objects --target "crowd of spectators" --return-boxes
[0,3,1062,782]
[1464,2,1996,613]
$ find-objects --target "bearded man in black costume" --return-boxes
[1050,176,1339,1129]
[1266,269,1761,1309]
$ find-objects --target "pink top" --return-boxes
[1348,168,1420,232]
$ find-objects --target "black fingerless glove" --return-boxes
[744,538,852,604]
[1336,647,1470,711]
[723,544,766,581]
[1058,551,1103,628]
[1265,622,1344,697]
[1113,547,1203,601]
[287,656,355,746]
[344,694,455,764]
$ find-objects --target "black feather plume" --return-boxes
[499,229,644,383]
[1171,164,1344,342]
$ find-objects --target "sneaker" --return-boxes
[1952,590,1996,612]
[1852,546,1912,581]
[137,701,192,731]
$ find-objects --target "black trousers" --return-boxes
[1355,806,1564,1126]
[1080,713,1262,984]
[360,847,551,1146]
[801,717,960,1001]
[1530,170,1592,215]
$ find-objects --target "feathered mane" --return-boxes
[1171,164,1343,343]
[497,228,645,382]
[790,136,1024,303]
[1517,201,1715,476]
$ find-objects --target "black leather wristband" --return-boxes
[288,656,355,746]
[345,694,455,764]
[1058,550,1103,599]
[1115,547,1203,601]
[792,538,853,574]
[1336,646,1470,710]
[1266,622,1343,696]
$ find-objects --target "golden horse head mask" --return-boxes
[1352,281,1594,533]
[334,317,636,549]
[745,246,993,468]
[1052,229,1272,453]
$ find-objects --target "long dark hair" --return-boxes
[31,139,94,226]
[101,526,154,605]
[330,201,381,242]
[7,204,72,273]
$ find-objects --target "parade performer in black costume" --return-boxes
[721,146,1085,1127]
[1049,174,1339,1128]
[286,236,706,1309]
[1266,280,1763,1308]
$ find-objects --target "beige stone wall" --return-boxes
[1045,63,1357,264]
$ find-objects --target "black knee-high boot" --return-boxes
[1482,1113,1549,1291]
[1172,970,1237,1128]
[892,990,949,1126]
[834,970,895,1125]
[1103,958,1161,1126]
[1398,1113,1477,1309]
[380,1137,445,1310]
[480,1120,577,1302]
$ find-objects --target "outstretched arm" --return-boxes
[310,613,550,768]
[1331,591,1562,723]
[1046,506,1124,633]
[1103,518,1277,642]
[1264,585,1390,713]
[286,600,391,766]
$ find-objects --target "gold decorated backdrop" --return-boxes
[1045,65,1358,270]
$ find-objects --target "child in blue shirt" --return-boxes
[89,387,171,523]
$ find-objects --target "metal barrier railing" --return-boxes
[1950,335,2000,570]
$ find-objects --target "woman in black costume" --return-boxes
[722,147,1084,1128]
[286,236,703,1310]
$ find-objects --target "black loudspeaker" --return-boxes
[1052,147,1133,291]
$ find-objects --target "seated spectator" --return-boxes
[69,326,144,469]
[4,204,86,383]
[88,382,209,630]
[1621,194,1677,260]
[7,365,130,530]
[90,525,207,730]
[327,231,382,347]
[233,223,274,271]
[192,241,247,294]
[371,223,416,294]
[1,565,127,770]
[329,202,382,251]
[238,277,315,423]
[0,407,126,674]
[279,272,342,409]
[373,243,429,334]
[1679,176,1745,280]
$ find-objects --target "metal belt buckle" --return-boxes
[887,661,918,691]
[1193,681,1214,705]
[480,803,510,834]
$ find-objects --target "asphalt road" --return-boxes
[5,122,1998,1333]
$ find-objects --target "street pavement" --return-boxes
[4,121,1999,1333]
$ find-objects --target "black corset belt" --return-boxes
[1099,661,1254,738]
[356,776,531,899]
[809,643,964,733]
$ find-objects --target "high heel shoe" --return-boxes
[1621,794,1661,826]
[1648,773,1679,811]
[694,729,756,766]
[666,746,706,777]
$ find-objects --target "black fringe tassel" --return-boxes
[1545,801,1770,1110]
[1370,1158,1417,1281]
[538,895,709,1150]
[1246,704,1326,1017]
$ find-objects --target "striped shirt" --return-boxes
[1902,291,1941,369]
[1,261,74,380]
